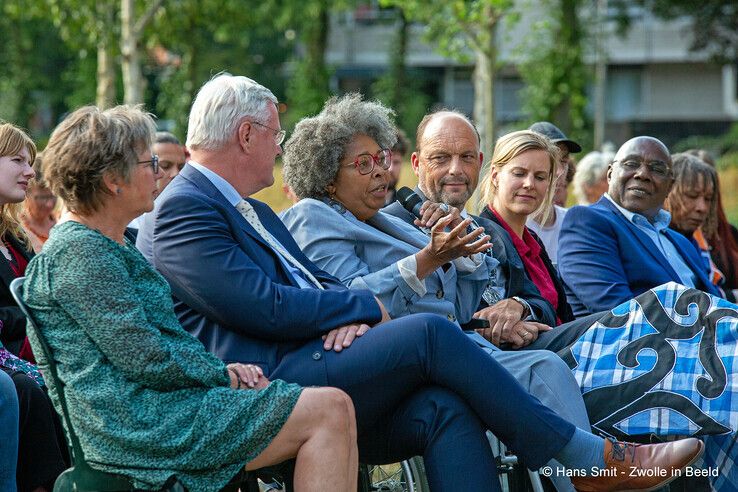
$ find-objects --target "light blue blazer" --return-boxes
[280,198,489,325]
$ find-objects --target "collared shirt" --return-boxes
[188,161,316,289]
[603,193,696,288]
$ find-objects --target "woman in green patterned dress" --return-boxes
[22,105,359,491]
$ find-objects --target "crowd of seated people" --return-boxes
[278,95,594,492]
[6,71,738,492]
[135,74,708,492]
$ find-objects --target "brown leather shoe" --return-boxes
[571,437,704,491]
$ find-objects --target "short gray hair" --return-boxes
[283,93,397,200]
[43,105,156,214]
[573,151,613,205]
[186,73,277,151]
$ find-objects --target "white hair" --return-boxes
[572,150,614,205]
[186,73,278,150]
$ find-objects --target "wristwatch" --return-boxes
[510,296,531,320]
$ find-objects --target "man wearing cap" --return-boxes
[527,122,582,265]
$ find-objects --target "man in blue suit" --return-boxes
[137,74,703,491]
[558,136,721,317]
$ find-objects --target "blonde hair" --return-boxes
[43,105,156,215]
[0,122,37,244]
[479,130,560,223]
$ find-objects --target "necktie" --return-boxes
[236,200,324,290]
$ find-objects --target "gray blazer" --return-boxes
[280,198,489,325]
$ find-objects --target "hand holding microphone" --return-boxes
[396,187,463,230]
[396,187,492,275]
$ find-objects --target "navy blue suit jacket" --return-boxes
[558,196,721,316]
[383,190,557,327]
[136,164,381,383]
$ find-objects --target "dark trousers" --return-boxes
[2,369,69,492]
[271,314,576,491]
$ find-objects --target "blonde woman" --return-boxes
[0,122,68,492]
[0,123,37,357]
[479,130,573,324]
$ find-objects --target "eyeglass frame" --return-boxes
[137,154,159,174]
[343,149,393,175]
[612,157,672,178]
[250,121,287,146]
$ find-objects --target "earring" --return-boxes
[325,193,346,214]
[116,188,122,194]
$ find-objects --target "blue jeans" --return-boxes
[0,370,18,492]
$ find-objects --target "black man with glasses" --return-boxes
[558,136,722,317]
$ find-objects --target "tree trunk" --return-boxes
[121,0,143,105]
[390,11,409,110]
[96,2,116,109]
[593,0,608,149]
[121,0,162,105]
[96,39,116,109]
[473,20,496,163]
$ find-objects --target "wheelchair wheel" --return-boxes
[361,457,429,492]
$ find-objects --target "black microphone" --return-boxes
[396,186,424,219]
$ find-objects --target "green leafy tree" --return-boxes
[517,0,590,148]
[47,0,119,108]
[121,0,164,105]
[150,1,292,136]
[380,0,517,159]
[46,0,164,108]
[0,0,75,130]
[283,1,333,123]
[371,8,431,141]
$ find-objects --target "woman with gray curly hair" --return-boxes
[281,93,493,325]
